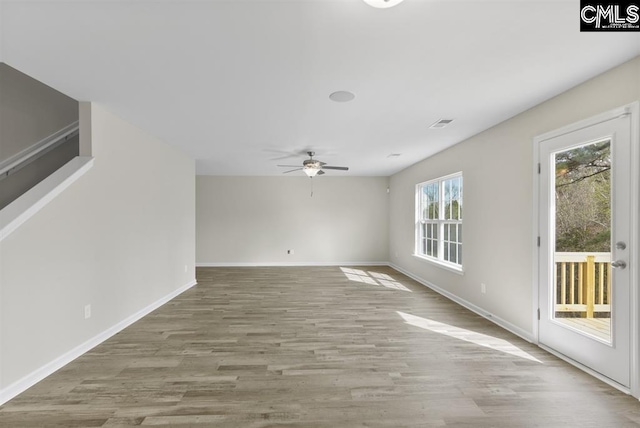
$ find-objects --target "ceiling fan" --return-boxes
[277,151,349,177]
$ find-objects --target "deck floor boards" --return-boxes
[1,266,639,427]
[556,317,611,341]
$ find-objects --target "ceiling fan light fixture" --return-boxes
[278,152,348,177]
[304,166,320,177]
[362,0,404,9]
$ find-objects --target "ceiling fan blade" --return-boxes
[264,148,313,161]
[316,170,325,175]
[277,164,302,168]
[270,155,297,161]
[322,166,349,171]
[319,161,326,166]
[282,168,303,174]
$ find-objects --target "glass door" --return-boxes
[538,113,632,388]
[553,139,612,342]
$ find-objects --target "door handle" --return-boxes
[611,260,627,269]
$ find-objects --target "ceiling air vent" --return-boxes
[429,119,454,129]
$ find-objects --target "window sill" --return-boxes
[412,254,464,275]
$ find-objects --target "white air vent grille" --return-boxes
[429,119,454,129]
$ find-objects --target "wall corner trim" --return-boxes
[0,156,94,242]
[389,263,536,344]
[0,279,197,406]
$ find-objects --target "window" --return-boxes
[416,172,463,270]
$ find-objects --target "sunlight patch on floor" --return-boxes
[397,311,541,363]
[340,268,412,292]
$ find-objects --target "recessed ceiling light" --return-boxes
[429,119,454,129]
[362,0,405,8]
[387,153,402,158]
[329,91,355,103]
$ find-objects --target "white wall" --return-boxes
[0,103,195,392]
[389,56,640,337]
[0,3,4,63]
[197,176,389,265]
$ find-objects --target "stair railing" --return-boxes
[0,121,80,181]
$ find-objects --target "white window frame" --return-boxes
[414,172,463,274]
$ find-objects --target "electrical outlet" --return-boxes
[84,304,91,319]
[287,249,294,255]
[481,283,486,294]
[184,264,188,273]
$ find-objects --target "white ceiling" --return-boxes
[1,0,639,176]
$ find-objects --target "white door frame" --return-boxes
[532,101,640,399]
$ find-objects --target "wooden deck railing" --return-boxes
[554,252,611,318]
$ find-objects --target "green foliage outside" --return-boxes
[555,141,611,252]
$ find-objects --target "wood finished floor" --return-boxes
[1,266,640,427]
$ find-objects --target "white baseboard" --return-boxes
[196,261,389,267]
[0,279,197,406]
[389,263,535,343]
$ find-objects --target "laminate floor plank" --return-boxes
[1,266,639,427]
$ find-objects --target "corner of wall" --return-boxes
[1,104,196,403]
[78,102,92,156]
[0,1,4,64]
[387,58,640,339]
